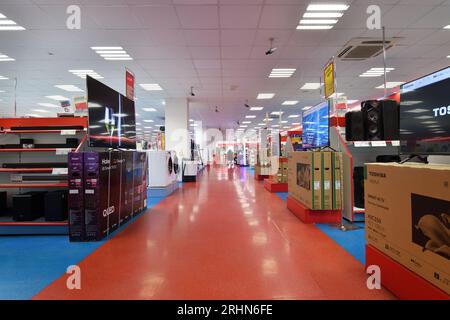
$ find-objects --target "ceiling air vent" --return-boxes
[337,37,400,61]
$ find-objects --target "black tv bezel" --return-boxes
[399,65,450,156]
[301,100,330,150]
[86,76,137,150]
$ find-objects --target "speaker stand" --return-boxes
[400,154,429,165]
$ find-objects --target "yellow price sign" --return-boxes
[324,61,335,99]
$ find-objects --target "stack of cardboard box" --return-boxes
[288,151,342,210]
[273,157,288,184]
[365,163,450,295]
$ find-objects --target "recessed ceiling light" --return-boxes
[31,109,51,113]
[271,111,283,116]
[245,115,256,119]
[46,95,69,101]
[444,25,450,29]
[376,82,405,89]
[37,103,60,108]
[0,20,16,25]
[282,100,299,106]
[55,85,84,92]
[140,83,163,91]
[360,67,395,77]
[303,106,312,110]
[269,68,296,78]
[144,126,152,129]
[240,125,248,128]
[297,25,334,30]
[306,4,349,11]
[91,46,123,50]
[301,83,321,90]
[0,75,9,80]
[0,25,25,30]
[69,70,103,79]
[95,50,127,54]
[143,107,157,112]
[242,121,252,124]
[257,93,275,99]
[288,115,300,118]
[103,57,133,61]
[250,107,264,111]
[299,19,338,24]
[143,119,154,123]
[303,12,343,18]
[0,53,15,62]
[347,100,359,104]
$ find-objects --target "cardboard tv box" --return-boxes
[288,152,322,209]
[322,152,333,210]
[365,163,450,294]
[332,152,343,210]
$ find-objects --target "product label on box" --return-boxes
[56,148,72,155]
[324,181,331,190]
[61,129,77,136]
[314,181,320,190]
[69,189,79,195]
[85,189,95,194]
[52,168,68,175]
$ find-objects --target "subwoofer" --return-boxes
[361,99,399,141]
[345,111,365,141]
[353,167,365,209]
[45,190,68,221]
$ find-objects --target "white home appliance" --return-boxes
[146,150,177,188]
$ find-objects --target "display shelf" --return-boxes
[0,148,75,153]
[264,178,288,193]
[0,168,55,173]
[286,195,342,224]
[0,183,68,188]
[0,216,68,235]
[366,245,449,300]
[0,129,85,134]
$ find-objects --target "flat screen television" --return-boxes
[400,66,450,155]
[87,76,136,149]
[302,101,330,149]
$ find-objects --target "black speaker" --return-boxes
[45,190,68,221]
[13,191,46,221]
[361,99,399,141]
[345,111,365,141]
[353,167,365,209]
[0,191,7,215]
[380,100,400,141]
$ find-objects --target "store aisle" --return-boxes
[34,166,395,300]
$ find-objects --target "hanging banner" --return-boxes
[125,68,135,101]
[323,60,335,99]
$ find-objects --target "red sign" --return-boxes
[125,69,135,101]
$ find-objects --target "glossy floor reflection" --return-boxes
[34,166,395,300]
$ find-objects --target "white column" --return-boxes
[165,98,190,160]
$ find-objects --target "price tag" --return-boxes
[69,189,79,195]
[391,140,400,147]
[85,189,95,194]
[371,141,387,147]
[354,141,371,148]
[52,168,68,175]
[61,130,77,135]
[55,148,72,155]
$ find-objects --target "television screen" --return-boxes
[400,67,450,155]
[87,76,136,149]
[302,101,330,149]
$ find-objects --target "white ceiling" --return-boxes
[0,0,450,133]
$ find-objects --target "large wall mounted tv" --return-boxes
[400,66,450,155]
[87,76,136,150]
[302,101,330,149]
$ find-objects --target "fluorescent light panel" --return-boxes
[250,107,264,111]
[46,95,69,101]
[140,83,163,91]
[91,46,133,60]
[306,4,349,11]
[299,19,338,24]
[69,70,103,79]
[282,100,299,105]
[301,83,321,90]
[297,25,333,30]
[303,12,343,18]
[257,93,275,99]
[143,107,157,112]
[38,103,60,108]
[55,85,83,92]
[0,52,14,62]
[269,68,296,78]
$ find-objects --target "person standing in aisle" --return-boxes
[227,149,234,169]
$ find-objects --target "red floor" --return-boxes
[34,166,395,300]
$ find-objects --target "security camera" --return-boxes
[265,38,277,56]
[265,47,277,55]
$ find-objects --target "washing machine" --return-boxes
[146,150,177,188]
